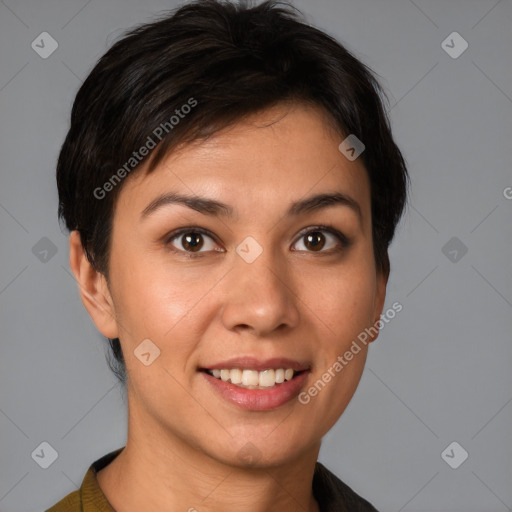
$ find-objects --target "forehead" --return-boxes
[115,103,371,222]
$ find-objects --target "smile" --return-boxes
[205,368,300,389]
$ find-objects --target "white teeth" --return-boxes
[206,368,299,388]
[242,369,259,386]
[230,368,243,384]
[259,369,275,387]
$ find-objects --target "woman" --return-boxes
[48,0,408,510]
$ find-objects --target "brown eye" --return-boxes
[303,231,326,251]
[167,229,218,254]
[292,227,348,253]
[181,232,204,252]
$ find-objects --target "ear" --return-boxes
[368,267,388,343]
[69,231,119,339]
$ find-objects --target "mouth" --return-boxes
[201,367,307,390]
[198,358,311,411]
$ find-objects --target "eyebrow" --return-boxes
[141,191,362,223]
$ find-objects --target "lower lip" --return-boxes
[201,371,309,411]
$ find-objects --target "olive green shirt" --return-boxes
[46,447,378,511]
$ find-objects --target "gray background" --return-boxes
[0,0,511,511]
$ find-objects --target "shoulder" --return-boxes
[44,448,124,512]
[313,461,379,511]
[45,490,81,512]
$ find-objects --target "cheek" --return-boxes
[109,264,211,404]
[297,256,377,422]
[300,282,374,434]
[302,261,377,343]
[108,252,220,356]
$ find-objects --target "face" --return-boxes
[77,102,386,468]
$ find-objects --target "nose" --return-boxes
[220,244,300,337]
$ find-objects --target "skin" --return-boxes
[70,102,387,512]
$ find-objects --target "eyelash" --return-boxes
[164,224,351,258]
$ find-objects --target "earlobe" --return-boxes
[69,231,119,339]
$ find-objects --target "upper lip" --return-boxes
[200,357,310,372]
